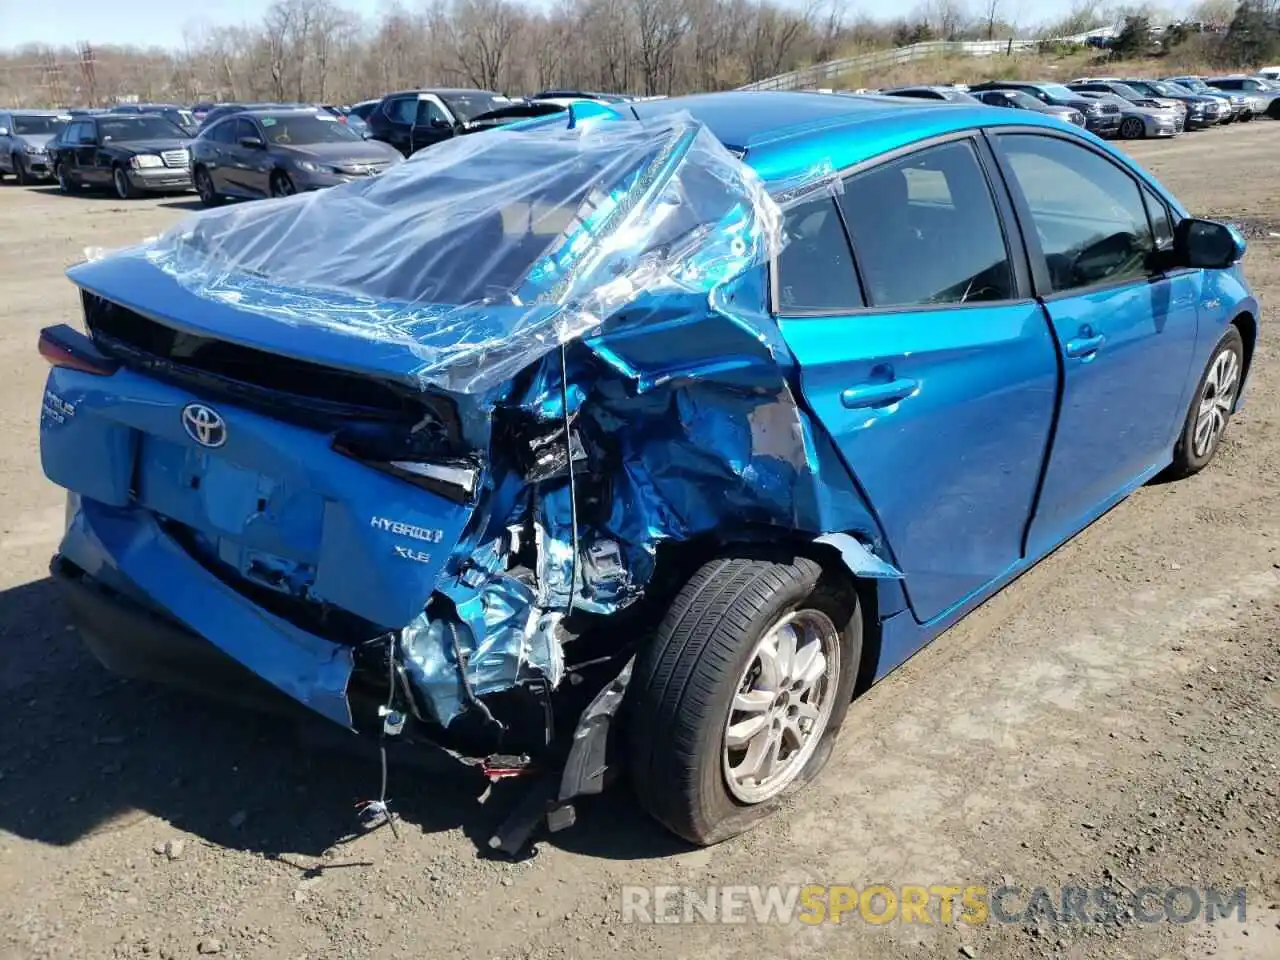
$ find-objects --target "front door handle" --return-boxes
[841,377,918,409]
[1064,334,1106,359]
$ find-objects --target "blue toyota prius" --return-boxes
[38,91,1257,849]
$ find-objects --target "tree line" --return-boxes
[0,0,1257,108]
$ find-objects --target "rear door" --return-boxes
[80,121,109,185]
[989,130,1200,556]
[380,96,417,155]
[775,135,1060,624]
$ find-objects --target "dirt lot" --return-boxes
[2,124,1279,960]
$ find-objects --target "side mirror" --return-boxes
[239,136,265,149]
[430,118,452,129]
[1173,217,1246,269]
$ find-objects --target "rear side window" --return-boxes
[838,139,1014,308]
[997,134,1154,294]
[774,197,862,313]
[385,97,417,124]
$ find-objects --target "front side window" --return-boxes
[414,99,450,126]
[838,139,1014,308]
[1142,185,1175,251]
[774,197,862,313]
[997,133,1154,294]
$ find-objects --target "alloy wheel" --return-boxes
[1121,117,1144,139]
[1193,346,1241,459]
[271,173,295,197]
[113,168,130,200]
[722,609,840,804]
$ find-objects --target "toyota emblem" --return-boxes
[181,403,227,448]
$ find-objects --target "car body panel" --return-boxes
[0,110,68,179]
[39,91,1260,771]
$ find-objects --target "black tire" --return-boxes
[194,166,222,207]
[112,165,140,200]
[627,552,862,845]
[55,163,76,194]
[269,171,296,198]
[1119,116,1145,139]
[12,154,30,185]
[1167,326,1245,480]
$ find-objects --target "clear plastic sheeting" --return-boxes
[137,112,788,394]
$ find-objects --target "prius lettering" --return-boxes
[370,516,444,543]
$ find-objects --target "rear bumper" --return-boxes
[55,494,356,728]
[52,552,310,718]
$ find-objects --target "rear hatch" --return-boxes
[42,113,761,637]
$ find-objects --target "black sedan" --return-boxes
[49,114,193,198]
[191,108,403,205]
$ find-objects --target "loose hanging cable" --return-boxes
[356,639,401,840]
[560,343,580,613]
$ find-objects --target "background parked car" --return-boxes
[1164,76,1247,122]
[0,109,67,183]
[880,84,983,104]
[364,88,512,155]
[1205,75,1280,118]
[972,88,1086,126]
[529,89,632,103]
[108,103,199,136]
[1119,79,1216,129]
[192,107,402,205]
[48,113,192,199]
[1066,79,1186,115]
[1075,91,1182,138]
[968,81,1122,137]
[320,104,370,138]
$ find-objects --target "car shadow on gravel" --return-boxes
[0,576,688,863]
[156,198,205,211]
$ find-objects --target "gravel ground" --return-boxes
[1,124,1279,960]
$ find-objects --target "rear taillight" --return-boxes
[39,324,118,376]
[333,431,479,503]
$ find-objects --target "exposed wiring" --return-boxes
[448,620,505,734]
[560,343,580,614]
[356,640,400,840]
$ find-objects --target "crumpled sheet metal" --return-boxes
[132,112,790,395]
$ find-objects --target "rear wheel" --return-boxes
[12,154,31,184]
[1119,116,1145,139]
[627,552,862,845]
[1167,326,1244,479]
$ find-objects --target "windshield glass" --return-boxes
[259,114,362,144]
[1001,90,1044,109]
[165,110,196,129]
[12,115,66,135]
[1143,81,1181,96]
[442,93,511,121]
[1037,84,1079,100]
[1176,78,1208,91]
[98,116,187,141]
[1110,82,1143,99]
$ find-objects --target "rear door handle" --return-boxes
[841,378,918,409]
[1064,334,1106,358]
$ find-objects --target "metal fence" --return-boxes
[738,37,1080,92]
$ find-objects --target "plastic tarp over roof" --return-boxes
[137,112,787,394]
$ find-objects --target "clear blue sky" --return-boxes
[1,0,1075,50]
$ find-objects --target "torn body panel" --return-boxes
[43,110,888,787]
